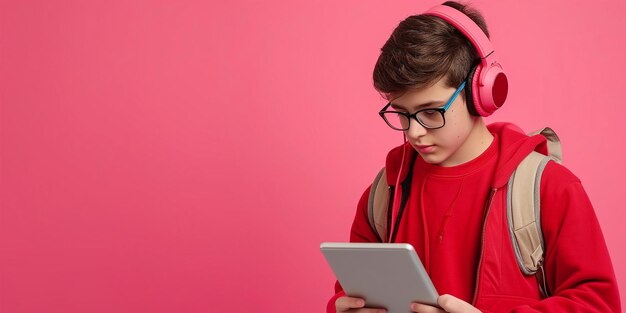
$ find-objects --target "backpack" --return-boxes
[366,127,562,298]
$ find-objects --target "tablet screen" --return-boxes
[321,242,440,312]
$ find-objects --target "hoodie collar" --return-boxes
[385,122,549,188]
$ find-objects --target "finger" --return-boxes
[438,294,481,313]
[335,296,365,311]
[410,302,445,313]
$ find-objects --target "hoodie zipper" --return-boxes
[472,187,498,305]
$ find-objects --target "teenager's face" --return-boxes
[389,76,480,167]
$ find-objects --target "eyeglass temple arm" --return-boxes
[443,81,467,111]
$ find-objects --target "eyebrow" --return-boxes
[389,100,445,111]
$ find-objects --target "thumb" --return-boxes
[438,294,481,313]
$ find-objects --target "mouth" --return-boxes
[415,144,435,154]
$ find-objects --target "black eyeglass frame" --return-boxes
[378,103,448,130]
[378,80,467,131]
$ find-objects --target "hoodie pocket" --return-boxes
[476,294,541,312]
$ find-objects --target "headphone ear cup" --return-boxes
[477,64,508,116]
[465,64,481,116]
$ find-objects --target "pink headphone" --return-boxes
[423,4,508,117]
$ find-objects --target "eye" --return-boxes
[422,109,437,115]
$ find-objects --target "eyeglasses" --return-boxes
[378,81,466,130]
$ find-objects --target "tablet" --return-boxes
[320,242,440,312]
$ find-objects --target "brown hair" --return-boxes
[373,1,490,100]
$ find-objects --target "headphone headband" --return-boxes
[423,5,495,64]
[422,4,508,117]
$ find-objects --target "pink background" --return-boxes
[1,0,625,312]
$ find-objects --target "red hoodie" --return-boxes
[327,123,620,312]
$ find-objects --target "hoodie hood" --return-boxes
[385,122,549,188]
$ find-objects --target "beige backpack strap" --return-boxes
[507,150,552,297]
[368,168,389,242]
[529,127,562,164]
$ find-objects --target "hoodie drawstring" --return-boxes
[419,177,431,274]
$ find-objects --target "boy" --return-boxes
[328,1,620,312]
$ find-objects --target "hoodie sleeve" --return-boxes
[326,185,381,313]
[510,162,621,312]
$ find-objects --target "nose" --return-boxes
[405,118,427,139]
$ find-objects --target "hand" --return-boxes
[410,294,481,313]
[335,296,387,313]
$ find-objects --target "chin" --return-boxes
[419,153,444,165]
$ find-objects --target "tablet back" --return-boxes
[321,242,439,312]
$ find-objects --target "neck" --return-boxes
[441,117,494,167]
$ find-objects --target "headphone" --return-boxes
[423,4,508,117]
